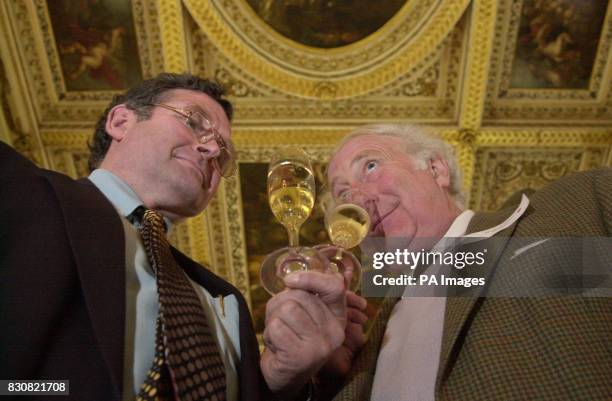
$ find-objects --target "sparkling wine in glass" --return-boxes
[267,158,315,247]
[260,148,325,294]
[323,202,371,291]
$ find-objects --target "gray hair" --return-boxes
[331,123,465,209]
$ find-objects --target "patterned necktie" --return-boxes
[134,208,227,401]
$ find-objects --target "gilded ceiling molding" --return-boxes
[32,0,65,102]
[475,128,612,147]
[453,129,477,200]
[458,0,497,130]
[0,1,47,165]
[203,195,231,278]
[41,130,90,148]
[470,149,584,211]
[221,175,251,306]
[157,0,188,72]
[206,0,437,74]
[189,14,466,123]
[233,127,468,159]
[232,128,353,147]
[468,128,612,212]
[136,0,164,78]
[183,0,470,99]
[184,215,211,267]
[202,180,252,307]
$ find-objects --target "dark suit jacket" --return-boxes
[0,142,267,401]
[331,168,612,400]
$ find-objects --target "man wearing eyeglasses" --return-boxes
[0,73,355,401]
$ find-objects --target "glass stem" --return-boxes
[287,226,300,248]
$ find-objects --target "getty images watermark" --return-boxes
[357,236,612,298]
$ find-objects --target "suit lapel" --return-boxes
[46,174,126,399]
[172,249,235,298]
[173,249,267,400]
[436,207,524,391]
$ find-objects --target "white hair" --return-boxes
[332,123,465,209]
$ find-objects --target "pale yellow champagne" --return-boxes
[327,204,370,249]
[269,186,315,229]
[268,161,315,231]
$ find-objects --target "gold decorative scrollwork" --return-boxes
[157,0,187,72]
[471,149,584,211]
[494,160,523,182]
[539,162,568,181]
[459,0,498,130]
[207,0,439,73]
[183,0,470,99]
[469,128,612,211]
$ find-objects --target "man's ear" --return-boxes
[105,104,136,141]
[429,155,451,189]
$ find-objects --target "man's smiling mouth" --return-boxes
[176,156,206,183]
[369,205,398,236]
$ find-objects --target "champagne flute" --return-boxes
[322,200,371,291]
[260,148,325,294]
[267,149,315,248]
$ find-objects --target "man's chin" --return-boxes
[378,226,429,251]
[169,194,209,220]
[383,236,412,252]
[188,199,209,216]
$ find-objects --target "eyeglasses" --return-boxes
[151,103,237,178]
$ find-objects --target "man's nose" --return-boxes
[195,138,221,160]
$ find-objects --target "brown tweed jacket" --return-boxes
[331,168,612,401]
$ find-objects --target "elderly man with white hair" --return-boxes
[325,124,612,401]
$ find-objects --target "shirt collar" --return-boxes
[88,169,173,233]
[401,195,530,298]
[464,194,530,239]
[432,194,530,251]
[442,209,475,238]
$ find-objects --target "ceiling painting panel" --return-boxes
[244,0,407,49]
[48,0,143,91]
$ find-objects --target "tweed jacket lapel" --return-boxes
[435,206,525,393]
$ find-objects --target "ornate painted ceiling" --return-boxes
[1,0,611,331]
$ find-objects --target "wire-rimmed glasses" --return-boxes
[151,103,237,177]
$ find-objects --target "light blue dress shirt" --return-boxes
[89,169,240,401]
